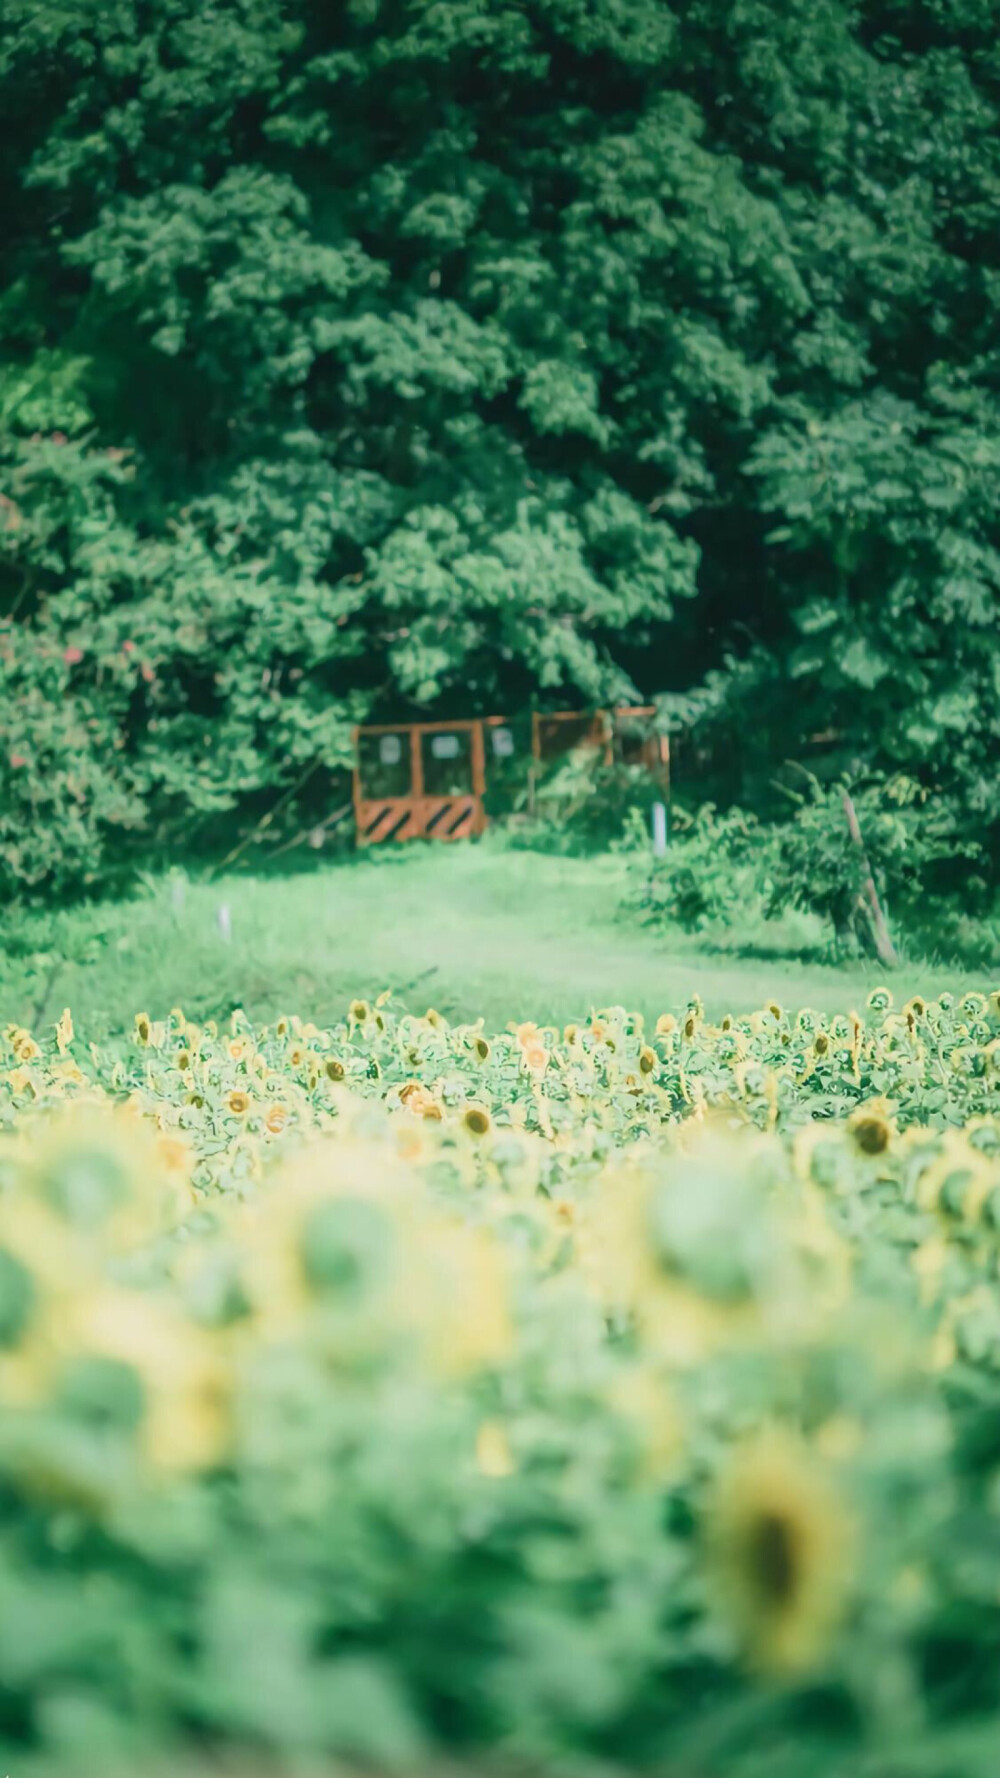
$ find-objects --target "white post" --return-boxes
[651,801,668,858]
[217,903,232,943]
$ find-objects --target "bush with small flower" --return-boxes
[3,988,1000,1773]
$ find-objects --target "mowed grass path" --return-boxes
[2,841,992,1044]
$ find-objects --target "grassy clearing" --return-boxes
[1,840,990,1043]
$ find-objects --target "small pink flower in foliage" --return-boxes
[63,645,84,665]
[141,663,155,683]
[9,754,27,768]
[122,640,135,654]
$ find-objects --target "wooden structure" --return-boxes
[352,707,668,845]
[530,707,668,776]
[353,719,488,845]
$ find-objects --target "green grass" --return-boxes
[1,839,992,1044]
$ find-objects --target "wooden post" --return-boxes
[528,711,540,817]
[471,719,487,833]
[351,725,363,839]
[659,733,670,799]
[409,726,424,837]
[600,709,612,766]
[470,720,486,797]
[842,790,898,967]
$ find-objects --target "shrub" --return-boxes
[761,772,979,956]
[626,800,768,931]
[507,747,665,854]
[630,775,982,961]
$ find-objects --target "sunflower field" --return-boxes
[4,990,1000,1775]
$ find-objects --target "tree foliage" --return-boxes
[2,0,999,888]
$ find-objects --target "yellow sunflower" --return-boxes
[15,1105,189,1253]
[847,1104,894,1158]
[707,1428,855,1674]
[399,1082,442,1121]
[462,1104,492,1138]
[61,1287,231,1474]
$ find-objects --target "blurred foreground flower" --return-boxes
[707,1428,856,1674]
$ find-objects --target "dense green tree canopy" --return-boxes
[2,0,999,887]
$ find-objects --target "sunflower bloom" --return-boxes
[462,1104,492,1138]
[848,1104,893,1157]
[707,1429,855,1674]
[399,1082,442,1121]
